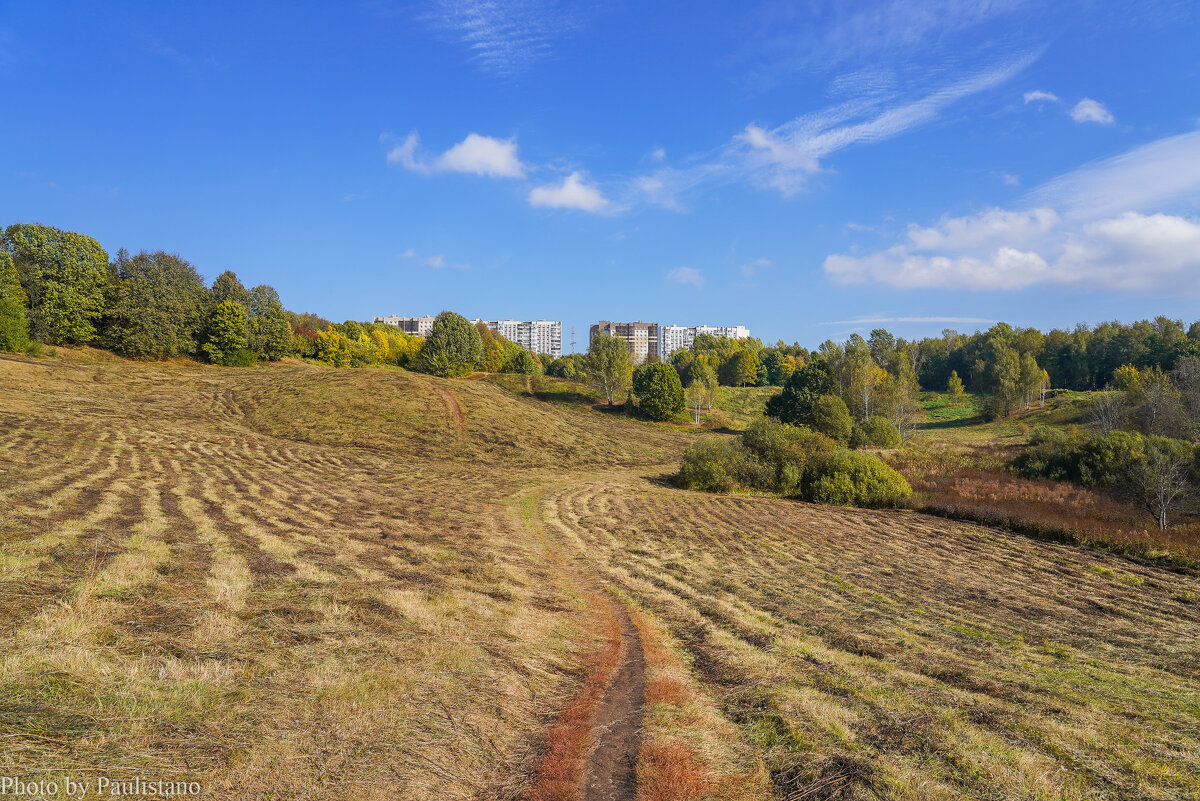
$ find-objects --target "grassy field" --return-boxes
[2,352,1199,800]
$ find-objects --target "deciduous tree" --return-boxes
[3,223,111,344]
[0,251,29,352]
[584,332,633,405]
[415,311,483,377]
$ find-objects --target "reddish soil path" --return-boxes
[581,602,646,801]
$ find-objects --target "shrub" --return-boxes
[678,439,747,493]
[741,417,837,491]
[632,361,685,421]
[850,416,901,449]
[804,451,912,507]
[810,395,853,444]
[503,349,543,376]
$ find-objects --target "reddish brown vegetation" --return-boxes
[635,742,709,801]
[893,445,1200,566]
[527,593,623,801]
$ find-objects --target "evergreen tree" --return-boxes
[415,311,483,377]
[632,361,685,421]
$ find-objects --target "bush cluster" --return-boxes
[678,417,911,507]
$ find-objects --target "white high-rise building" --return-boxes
[374,315,436,336]
[476,319,562,359]
[659,324,751,358]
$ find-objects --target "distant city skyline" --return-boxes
[2,2,1198,348]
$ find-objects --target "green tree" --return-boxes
[762,350,796,386]
[766,361,836,426]
[475,323,506,372]
[247,285,292,361]
[719,349,760,387]
[692,359,718,412]
[415,311,482,377]
[585,332,633,405]
[101,250,209,359]
[202,300,251,365]
[3,223,111,344]
[0,251,30,352]
[210,270,252,307]
[632,361,685,421]
[809,394,854,444]
[504,348,543,375]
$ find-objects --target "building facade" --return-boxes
[374,315,436,337]
[590,321,660,364]
[659,324,751,358]
[476,319,563,359]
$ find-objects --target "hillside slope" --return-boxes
[2,352,1198,800]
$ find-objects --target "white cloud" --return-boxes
[400,248,469,270]
[1002,173,1020,186]
[528,172,611,212]
[423,0,583,76]
[384,132,424,171]
[649,147,666,161]
[825,128,1200,294]
[1070,98,1114,124]
[1023,89,1059,103]
[740,258,772,277]
[667,267,705,288]
[436,133,525,177]
[1029,129,1200,220]
[383,131,526,178]
[647,51,1038,199]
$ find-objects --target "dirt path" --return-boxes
[512,485,648,801]
[582,601,646,801]
[439,388,465,433]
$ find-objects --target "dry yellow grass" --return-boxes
[3,350,1199,800]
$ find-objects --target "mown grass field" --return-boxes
[2,352,1199,800]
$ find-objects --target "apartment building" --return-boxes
[590,321,660,364]
[373,315,436,337]
[475,319,563,359]
[659,324,751,358]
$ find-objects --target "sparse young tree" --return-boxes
[686,380,704,425]
[878,360,921,443]
[947,370,964,404]
[1038,368,1051,408]
[691,359,718,412]
[584,332,633,405]
[1124,437,1195,530]
[1088,388,1128,435]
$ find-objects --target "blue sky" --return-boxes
[2,1,1199,349]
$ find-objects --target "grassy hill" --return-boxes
[1,351,1198,799]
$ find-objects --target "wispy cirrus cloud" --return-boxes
[1023,89,1059,103]
[823,129,1200,293]
[632,51,1039,206]
[422,0,584,76]
[741,0,1030,86]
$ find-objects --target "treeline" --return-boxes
[0,224,552,375]
[0,223,291,365]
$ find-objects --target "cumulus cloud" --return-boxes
[384,131,526,178]
[824,129,1200,294]
[1070,98,1114,124]
[1023,89,1059,103]
[667,267,705,287]
[528,172,611,212]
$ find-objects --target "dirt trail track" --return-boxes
[582,601,645,801]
